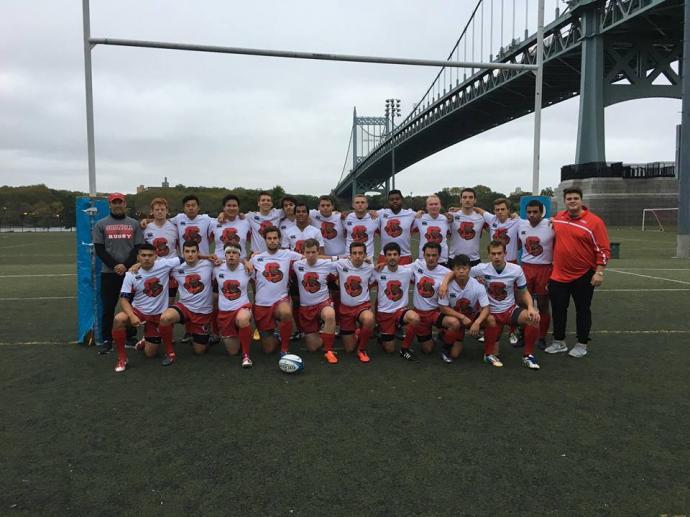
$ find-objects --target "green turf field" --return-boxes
[1,229,689,516]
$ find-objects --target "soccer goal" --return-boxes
[641,208,678,232]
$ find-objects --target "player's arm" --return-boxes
[469,305,490,336]
[439,304,472,327]
[590,219,610,286]
[119,295,142,327]
[437,271,454,298]
[518,286,539,323]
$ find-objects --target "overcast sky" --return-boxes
[0,1,680,198]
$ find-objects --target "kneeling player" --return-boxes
[471,240,541,369]
[374,242,421,360]
[159,240,215,362]
[438,254,491,363]
[292,239,338,363]
[335,242,376,363]
[113,243,181,373]
[215,244,254,368]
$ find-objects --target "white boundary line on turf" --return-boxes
[607,269,690,285]
[0,273,76,278]
[0,296,76,301]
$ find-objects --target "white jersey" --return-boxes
[378,208,416,258]
[309,209,346,256]
[439,276,490,318]
[171,260,215,314]
[214,263,252,312]
[144,221,178,258]
[484,213,521,262]
[170,213,213,256]
[344,213,379,258]
[413,214,450,262]
[335,259,375,307]
[518,218,554,265]
[246,209,283,253]
[120,257,182,315]
[410,259,451,311]
[292,258,336,306]
[450,211,485,261]
[470,262,527,314]
[375,265,414,313]
[210,217,251,259]
[251,249,302,306]
[282,224,324,254]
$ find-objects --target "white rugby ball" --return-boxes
[278,354,304,374]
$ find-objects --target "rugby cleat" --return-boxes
[399,348,417,361]
[544,340,568,354]
[98,341,113,355]
[522,354,541,370]
[483,354,503,368]
[324,350,339,364]
[357,350,370,363]
[161,353,176,367]
[568,343,588,358]
[440,351,454,364]
[241,355,253,368]
[114,359,128,373]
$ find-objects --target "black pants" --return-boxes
[100,273,134,342]
[548,270,595,344]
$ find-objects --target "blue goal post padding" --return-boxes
[76,197,109,344]
[519,195,553,218]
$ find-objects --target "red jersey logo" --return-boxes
[524,236,543,256]
[259,220,274,237]
[424,226,443,244]
[351,225,368,243]
[321,222,337,240]
[458,221,476,240]
[183,273,204,294]
[384,280,403,301]
[492,227,510,245]
[344,275,362,297]
[143,277,163,297]
[301,272,321,293]
[152,237,169,257]
[183,226,202,244]
[487,281,508,301]
[416,276,436,298]
[455,297,475,317]
[384,219,403,238]
[294,240,306,254]
[220,227,240,246]
[262,262,283,283]
[221,279,241,300]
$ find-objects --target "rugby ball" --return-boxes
[278,354,304,374]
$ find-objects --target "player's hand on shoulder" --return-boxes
[115,264,127,275]
[415,210,424,219]
[127,263,141,274]
[139,218,149,229]
[369,210,378,219]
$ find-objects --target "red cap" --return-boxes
[108,192,126,203]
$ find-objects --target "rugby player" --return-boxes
[413,195,451,267]
[143,197,179,306]
[210,194,251,260]
[377,190,416,265]
[282,203,324,253]
[168,195,213,256]
[245,191,284,254]
[448,188,485,267]
[344,194,379,259]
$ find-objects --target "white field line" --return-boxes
[0,296,76,301]
[607,269,690,285]
[0,243,44,250]
[0,273,76,278]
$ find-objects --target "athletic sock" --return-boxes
[442,329,460,345]
[112,328,127,362]
[523,325,538,356]
[239,326,252,356]
[321,332,335,352]
[279,321,292,353]
[159,324,174,355]
[483,325,501,356]
[401,324,416,350]
[539,312,551,339]
[357,327,373,351]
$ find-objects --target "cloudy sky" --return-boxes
[0,0,680,197]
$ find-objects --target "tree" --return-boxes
[540,186,554,197]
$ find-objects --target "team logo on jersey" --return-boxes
[384,219,402,238]
[183,226,202,244]
[294,240,306,254]
[455,297,475,317]
[416,277,436,298]
[184,273,204,294]
[424,226,443,244]
[321,221,337,240]
[351,225,368,243]
[492,227,510,244]
[344,275,362,297]
[524,236,543,256]
[262,262,283,283]
[220,227,240,246]
[384,280,403,301]
[152,237,169,257]
[487,281,508,301]
[302,272,321,294]
[143,277,164,297]
[221,279,241,300]
[458,222,476,240]
[259,220,274,237]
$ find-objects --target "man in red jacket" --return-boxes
[545,188,610,358]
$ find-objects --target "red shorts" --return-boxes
[414,309,444,337]
[172,303,211,335]
[338,301,372,333]
[298,299,333,334]
[168,273,179,296]
[521,263,552,296]
[132,307,162,338]
[253,297,290,332]
[217,304,253,338]
[377,254,413,266]
[377,308,408,336]
[491,305,522,328]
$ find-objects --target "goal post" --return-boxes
[641,208,679,232]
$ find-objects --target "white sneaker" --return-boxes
[568,343,588,358]
[544,340,568,354]
[522,354,541,370]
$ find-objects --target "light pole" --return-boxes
[385,98,401,190]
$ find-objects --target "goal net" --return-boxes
[641,208,678,232]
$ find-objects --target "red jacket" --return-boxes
[551,208,610,282]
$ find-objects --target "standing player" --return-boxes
[335,242,376,362]
[518,199,554,349]
[250,226,303,355]
[112,243,181,373]
[374,242,421,360]
[409,243,462,355]
[413,195,451,267]
[292,239,338,363]
[214,243,254,368]
[377,190,416,265]
[310,195,346,257]
[169,195,214,256]
[475,198,520,262]
[159,240,216,360]
[210,194,251,260]
[282,203,324,253]
[448,188,486,266]
[470,240,542,369]
[143,197,179,306]
[246,192,284,254]
[438,254,491,363]
[344,194,379,259]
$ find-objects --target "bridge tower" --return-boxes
[350,108,389,196]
